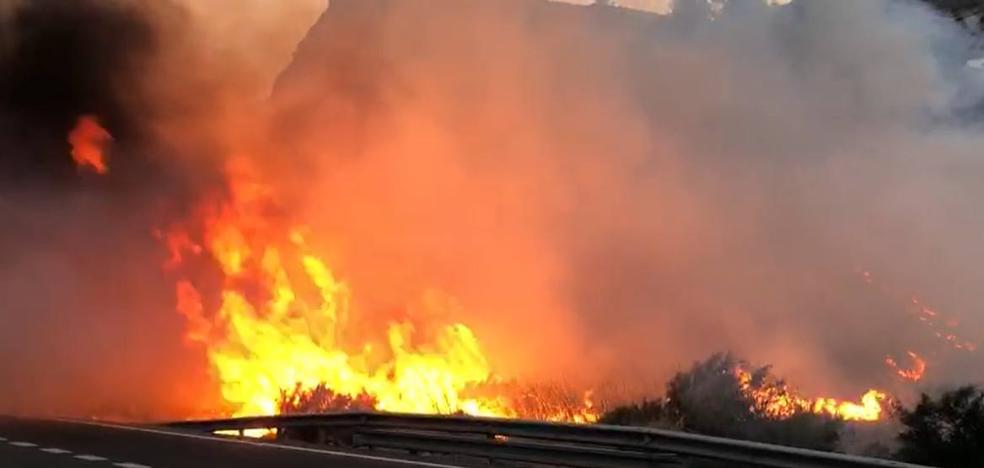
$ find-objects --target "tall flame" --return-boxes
[163,158,528,419]
[68,114,111,174]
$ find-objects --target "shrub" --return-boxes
[895,385,984,467]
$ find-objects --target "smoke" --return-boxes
[0,0,223,419]
[267,0,984,397]
[1,0,982,419]
[0,0,328,419]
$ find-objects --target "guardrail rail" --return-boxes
[161,412,934,468]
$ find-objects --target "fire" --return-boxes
[514,388,599,424]
[68,114,111,174]
[810,390,887,422]
[859,270,980,353]
[909,298,978,352]
[885,351,926,382]
[571,390,599,424]
[735,368,886,422]
[160,158,598,421]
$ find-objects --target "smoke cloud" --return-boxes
[1,0,982,419]
[268,0,984,397]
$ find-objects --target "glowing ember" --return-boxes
[885,351,927,382]
[859,270,979,353]
[67,114,111,174]
[735,368,886,422]
[909,298,978,352]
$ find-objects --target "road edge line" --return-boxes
[53,418,462,468]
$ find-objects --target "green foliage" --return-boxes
[895,385,984,467]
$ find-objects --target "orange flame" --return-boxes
[68,115,111,174]
[161,158,600,421]
[884,350,926,382]
[811,390,886,422]
[542,390,598,424]
[735,368,886,422]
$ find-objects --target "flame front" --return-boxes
[163,159,521,418]
[68,114,111,174]
[736,368,886,422]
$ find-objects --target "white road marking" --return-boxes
[59,419,463,468]
[41,448,73,454]
[9,441,37,447]
[0,436,6,441]
[114,463,152,468]
[74,454,109,461]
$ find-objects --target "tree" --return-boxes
[920,0,984,29]
[895,386,984,467]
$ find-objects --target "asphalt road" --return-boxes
[0,416,463,468]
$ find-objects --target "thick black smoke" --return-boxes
[0,0,163,187]
[0,0,217,420]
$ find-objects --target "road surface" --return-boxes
[0,416,463,468]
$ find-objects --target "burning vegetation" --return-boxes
[146,154,603,422]
[3,4,984,464]
[734,367,886,422]
[157,158,532,419]
[74,122,895,425]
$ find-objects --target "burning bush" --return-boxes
[602,353,845,451]
[279,383,377,414]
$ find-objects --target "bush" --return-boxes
[601,352,842,452]
[664,353,754,436]
[667,353,842,451]
[894,385,984,467]
[278,383,376,414]
[598,399,667,427]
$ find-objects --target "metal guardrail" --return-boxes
[162,412,934,468]
[353,429,677,468]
